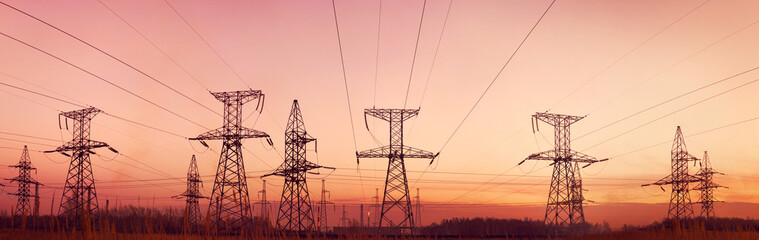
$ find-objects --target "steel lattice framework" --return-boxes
[413,188,421,228]
[190,90,271,233]
[693,151,726,218]
[357,108,438,235]
[643,126,701,221]
[254,180,271,221]
[6,145,43,227]
[172,155,207,232]
[264,100,330,232]
[46,107,116,229]
[520,112,606,235]
[316,179,334,232]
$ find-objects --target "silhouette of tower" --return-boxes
[264,100,331,232]
[520,112,606,235]
[693,151,726,218]
[413,188,421,228]
[316,179,334,232]
[45,107,117,228]
[254,180,271,221]
[172,155,207,232]
[339,205,349,227]
[6,145,43,227]
[643,126,701,221]
[190,90,271,233]
[357,108,438,234]
[371,188,379,227]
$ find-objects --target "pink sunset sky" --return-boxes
[1,0,759,228]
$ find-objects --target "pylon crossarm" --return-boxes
[532,112,585,125]
[4,177,41,184]
[45,140,110,153]
[365,108,420,122]
[263,161,324,178]
[190,127,271,141]
[210,90,263,104]
[357,145,436,159]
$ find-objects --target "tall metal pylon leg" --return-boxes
[264,100,332,232]
[693,151,726,218]
[190,90,272,233]
[357,108,438,235]
[172,155,207,233]
[643,126,702,221]
[6,145,43,228]
[520,112,606,236]
[45,107,117,229]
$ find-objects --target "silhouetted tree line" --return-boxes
[420,217,612,237]
[642,217,759,232]
[0,205,273,235]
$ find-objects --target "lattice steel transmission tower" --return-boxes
[45,107,117,228]
[693,151,726,218]
[520,112,606,235]
[190,90,271,233]
[316,179,334,232]
[6,145,43,227]
[254,180,271,221]
[357,108,438,234]
[264,100,331,232]
[643,126,701,221]
[413,188,421,228]
[371,188,379,227]
[172,155,207,232]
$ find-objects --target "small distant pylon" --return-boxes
[172,155,207,233]
[693,151,726,218]
[357,108,439,234]
[190,90,271,233]
[339,205,349,227]
[254,180,271,222]
[643,126,701,221]
[264,100,332,232]
[413,188,421,228]
[520,112,607,235]
[316,179,334,232]
[46,107,117,229]
[6,145,43,228]
[371,188,379,227]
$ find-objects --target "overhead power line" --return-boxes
[162,0,251,89]
[549,0,712,108]
[435,0,556,155]
[584,76,759,151]
[0,0,220,117]
[95,0,214,92]
[403,0,428,108]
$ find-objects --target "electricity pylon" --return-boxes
[413,188,421,228]
[371,188,379,227]
[172,155,207,233]
[254,180,271,221]
[339,205,349,227]
[693,151,726,218]
[643,126,701,221]
[357,108,438,234]
[45,107,117,229]
[190,90,272,233]
[264,100,332,232]
[6,145,43,227]
[520,112,606,235]
[316,179,334,232]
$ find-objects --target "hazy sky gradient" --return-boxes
[1,0,758,228]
